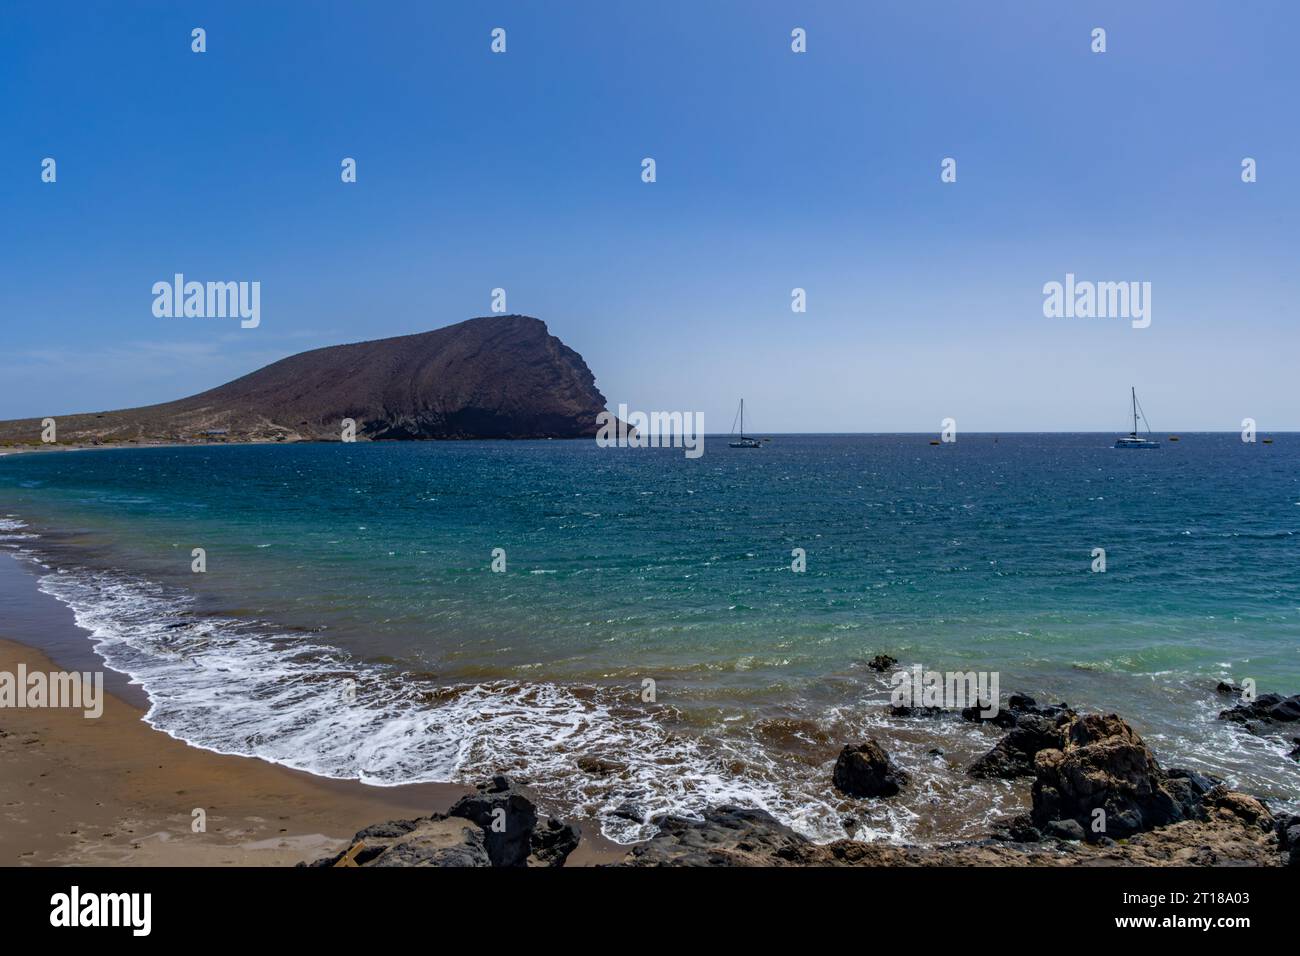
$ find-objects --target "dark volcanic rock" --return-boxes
[368,819,493,867]
[611,801,647,824]
[305,816,492,868]
[610,711,1284,867]
[304,775,580,868]
[615,801,1284,867]
[989,814,1042,843]
[889,704,946,718]
[967,695,1076,780]
[969,712,1071,779]
[1030,714,1211,840]
[1218,693,1300,733]
[1271,696,1300,721]
[0,315,613,443]
[529,817,582,867]
[1217,692,1300,765]
[866,654,898,672]
[447,775,539,867]
[832,740,909,798]
[350,819,422,842]
[1044,818,1086,842]
[962,705,1016,729]
[618,806,812,867]
[989,738,1280,859]
[1163,767,1223,819]
[962,693,1073,730]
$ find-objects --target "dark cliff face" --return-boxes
[0,315,612,443]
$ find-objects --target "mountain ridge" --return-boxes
[0,315,613,444]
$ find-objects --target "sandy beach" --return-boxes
[0,540,630,868]
[0,636,477,866]
[0,533,631,868]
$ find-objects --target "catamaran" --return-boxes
[1115,387,1160,449]
[729,399,763,448]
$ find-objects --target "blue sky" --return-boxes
[2,1,1296,432]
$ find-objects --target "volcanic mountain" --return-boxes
[0,315,614,444]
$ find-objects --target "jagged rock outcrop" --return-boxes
[614,716,1286,866]
[303,775,581,868]
[617,807,813,867]
[968,697,1077,780]
[1217,689,1300,768]
[970,715,1070,779]
[529,817,584,867]
[0,315,612,444]
[832,740,909,798]
[613,801,1285,867]
[962,693,1072,730]
[334,817,493,867]
[445,775,541,867]
[1218,692,1300,735]
[1028,713,1273,841]
[301,719,1289,868]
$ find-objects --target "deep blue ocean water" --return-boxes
[1,435,1297,841]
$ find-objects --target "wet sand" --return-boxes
[0,550,626,866]
[0,636,625,866]
[0,637,474,865]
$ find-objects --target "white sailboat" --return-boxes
[729,399,763,448]
[1114,387,1160,449]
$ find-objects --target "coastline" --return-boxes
[0,550,629,867]
[2,445,1297,867]
[2,566,1291,869]
[6,620,1288,868]
[0,560,1292,867]
[0,636,471,866]
[0,634,625,867]
[0,439,276,458]
[4,414,511,864]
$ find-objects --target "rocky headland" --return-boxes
[0,315,612,445]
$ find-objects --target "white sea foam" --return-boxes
[25,538,1294,845]
[31,563,860,843]
[0,516,37,545]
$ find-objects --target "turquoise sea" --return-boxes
[1,435,1297,842]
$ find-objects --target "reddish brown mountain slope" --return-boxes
[0,315,612,443]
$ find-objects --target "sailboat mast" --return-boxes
[1131,386,1138,435]
[740,399,744,439]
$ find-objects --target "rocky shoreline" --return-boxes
[305,691,1300,868]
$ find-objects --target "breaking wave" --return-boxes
[30,560,904,844]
